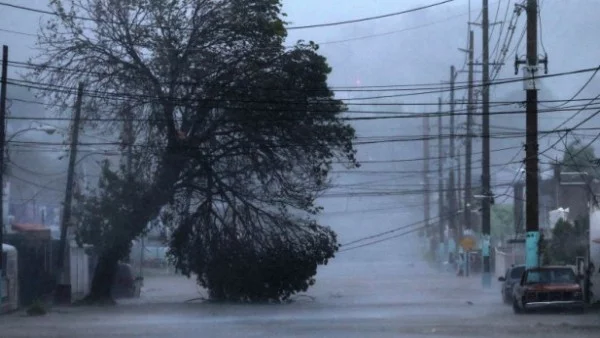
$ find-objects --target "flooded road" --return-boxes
[1,254,599,337]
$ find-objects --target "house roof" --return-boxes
[12,223,51,239]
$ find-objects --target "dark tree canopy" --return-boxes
[561,141,599,178]
[35,0,357,302]
[546,218,588,265]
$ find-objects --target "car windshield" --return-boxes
[525,268,576,284]
[510,266,525,279]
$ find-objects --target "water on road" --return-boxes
[1,252,598,337]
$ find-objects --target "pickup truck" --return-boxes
[511,265,584,314]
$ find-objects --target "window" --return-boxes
[525,268,576,284]
[510,266,525,279]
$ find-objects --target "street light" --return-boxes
[5,123,58,163]
[3,121,58,199]
[2,122,58,222]
[7,122,57,141]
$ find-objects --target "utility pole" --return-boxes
[481,0,493,288]
[125,110,134,183]
[0,45,8,299]
[464,31,475,232]
[448,65,458,258]
[513,181,525,234]
[456,146,465,276]
[515,0,547,269]
[437,97,445,265]
[124,108,141,277]
[457,148,462,215]
[55,82,84,302]
[423,113,431,252]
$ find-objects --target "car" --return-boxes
[511,265,584,314]
[498,264,525,304]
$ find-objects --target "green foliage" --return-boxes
[537,233,552,266]
[74,161,144,257]
[547,217,588,265]
[169,216,338,302]
[491,204,514,241]
[160,5,356,301]
[72,160,151,302]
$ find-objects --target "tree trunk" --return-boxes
[85,251,120,305]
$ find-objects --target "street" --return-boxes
[1,254,599,338]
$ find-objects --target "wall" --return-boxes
[69,245,91,303]
[494,245,525,278]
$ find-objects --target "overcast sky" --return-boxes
[1,0,600,255]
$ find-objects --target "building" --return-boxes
[512,164,600,235]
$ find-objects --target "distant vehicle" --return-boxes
[511,266,584,314]
[498,264,525,304]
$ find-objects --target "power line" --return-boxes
[341,216,438,247]
[338,209,464,252]
[487,0,505,60]
[0,1,77,19]
[316,2,492,46]
[0,0,455,31]
[5,102,600,126]
[286,1,455,30]
[538,97,600,158]
[0,9,471,48]
[8,64,599,103]
[338,226,427,253]
[540,68,600,110]
[14,89,597,108]
[8,59,599,94]
[6,124,600,153]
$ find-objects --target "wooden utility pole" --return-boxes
[124,109,141,277]
[515,0,546,269]
[437,97,445,259]
[55,82,84,301]
[481,0,492,288]
[423,113,431,246]
[0,45,8,296]
[464,31,475,232]
[448,65,458,256]
[513,181,525,234]
[125,110,134,182]
[457,148,462,216]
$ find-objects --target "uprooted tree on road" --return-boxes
[163,46,356,302]
[32,0,357,303]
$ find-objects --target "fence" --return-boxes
[3,234,56,306]
[494,246,525,278]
